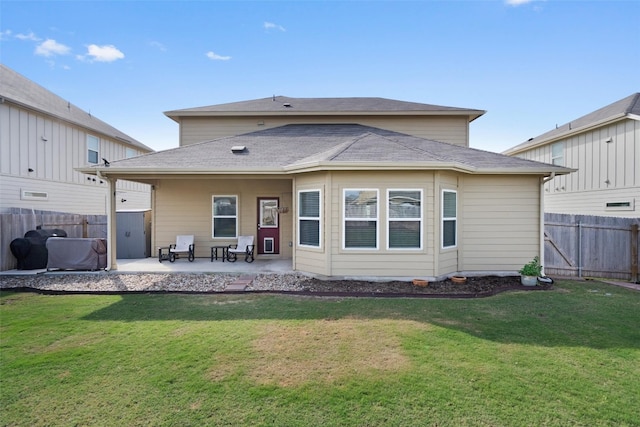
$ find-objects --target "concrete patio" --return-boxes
[0,257,294,276]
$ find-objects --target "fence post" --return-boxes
[632,224,638,283]
[82,218,88,238]
[578,221,583,278]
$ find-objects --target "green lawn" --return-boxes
[1,280,639,426]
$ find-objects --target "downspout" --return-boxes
[540,172,556,276]
[97,170,116,271]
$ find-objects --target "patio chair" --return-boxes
[227,235,255,263]
[169,235,195,262]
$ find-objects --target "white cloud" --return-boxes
[264,21,286,32]
[35,39,71,57]
[15,31,41,41]
[84,44,125,62]
[0,30,12,41]
[505,0,537,5]
[206,51,231,61]
[150,41,167,52]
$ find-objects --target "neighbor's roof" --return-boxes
[0,63,153,152]
[80,124,572,177]
[504,92,640,155]
[165,96,485,122]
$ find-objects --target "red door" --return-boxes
[257,197,279,255]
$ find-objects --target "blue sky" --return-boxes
[1,0,638,153]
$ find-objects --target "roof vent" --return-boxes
[283,103,292,108]
[231,145,247,154]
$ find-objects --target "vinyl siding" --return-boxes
[179,115,470,147]
[437,173,459,276]
[515,118,639,217]
[461,175,541,271]
[153,177,293,259]
[293,173,331,276]
[327,170,436,278]
[0,174,150,214]
[0,101,151,214]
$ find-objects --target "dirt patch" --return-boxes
[248,319,422,387]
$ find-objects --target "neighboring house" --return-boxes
[503,93,640,218]
[0,64,153,215]
[81,97,572,279]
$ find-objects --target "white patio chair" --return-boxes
[227,235,255,263]
[169,235,195,262]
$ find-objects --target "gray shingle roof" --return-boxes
[165,96,485,121]
[89,124,571,176]
[504,92,640,154]
[0,64,152,152]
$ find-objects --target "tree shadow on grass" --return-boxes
[76,281,640,350]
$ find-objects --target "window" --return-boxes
[388,189,422,249]
[87,135,99,164]
[551,142,564,166]
[606,200,634,211]
[212,195,237,238]
[125,147,137,158]
[442,190,457,249]
[343,189,378,249]
[298,190,321,248]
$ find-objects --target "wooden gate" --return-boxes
[544,213,639,282]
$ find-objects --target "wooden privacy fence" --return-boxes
[0,209,107,271]
[544,213,639,282]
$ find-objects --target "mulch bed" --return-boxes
[267,275,552,298]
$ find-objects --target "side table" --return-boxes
[158,247,170,262]
[210,246,228,262]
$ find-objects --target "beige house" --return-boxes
[82,97,572,279]
[0,64,153,215]
[503,93,640,218]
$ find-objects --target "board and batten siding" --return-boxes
[0,101,151,214]
[461,175,541,271]
[178,116,470,147]
[153,177,293,260]
[515,118,639,217]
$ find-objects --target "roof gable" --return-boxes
[0,64,152,152]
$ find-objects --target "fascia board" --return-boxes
[164,110,485,120]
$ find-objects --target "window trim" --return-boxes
[87,134,99,164]
[297,189,322,249]
[342,188,379,250]
[211,195,238,239]
[387,188,423,250]
[441,189,457,249]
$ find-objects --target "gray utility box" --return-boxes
[116,210,151,259]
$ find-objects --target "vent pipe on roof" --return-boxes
[231,146,247,154]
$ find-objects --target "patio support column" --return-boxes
[99,171,117,270]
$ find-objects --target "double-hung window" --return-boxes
[388,189,422,249]
[212,195,237,238]
[343,189,378,249]
[551,142,564,166]
[298,190,321,248]
[87,135,99,164]
[442,190,457,249]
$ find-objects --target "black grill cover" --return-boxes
[10,229,68,270]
